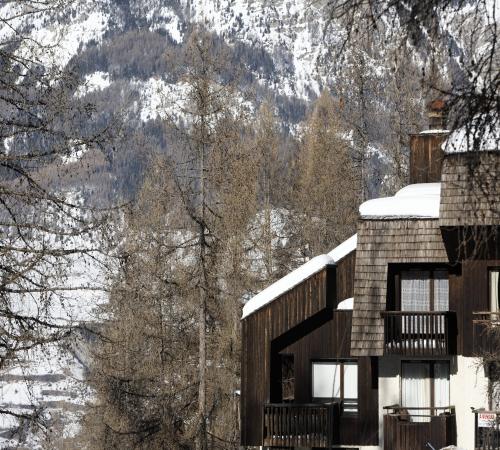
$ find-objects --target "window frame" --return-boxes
[400,360,450,415]
[311,359,358,415]
[392,265,451,312]
[488,267,500,313]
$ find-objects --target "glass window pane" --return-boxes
[343,362,358,412]
[490,270,500,313]
[401,362,431,422]
[434,270,449,311]
[343,362,358,399]
[312,363,340,398]
[434,362,450,409]
[401,270,431,311]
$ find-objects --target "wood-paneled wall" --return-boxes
[241,252,361,446]
[336,251,356,304]
[409,133,447,184]
[241,266,335,446]
[279,311,379,445]
[452,259,500,356]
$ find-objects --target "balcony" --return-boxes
[383,405,456,450]
[263,402,341,447]
[381,311,456,356]
[473,312,500,355]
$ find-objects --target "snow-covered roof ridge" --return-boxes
[359,183,441,219]
[327,234,357,262]
[442,116,499,154]
[419,129,450,135]
[241,234,358,320]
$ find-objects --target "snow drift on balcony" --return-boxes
[336,297,353,310]
[241,234,357,319]
[359,183,441,219]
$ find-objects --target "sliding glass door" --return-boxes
[401,361,450,422]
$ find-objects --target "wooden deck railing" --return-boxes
[473,312,500,355]
[473,409,500,450]
[263,402,340,447]
[383,405,456,450]
[381,311,456,356]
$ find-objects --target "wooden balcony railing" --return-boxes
[381,311,456,356]
[383,405,456,450]
[473,312,500,355]
[263,402,340,448]
[473,409,500,450]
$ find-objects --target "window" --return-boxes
[312,360,358,413]
[401,361,450,422]
[490,269,500,313]
[399,269,449,332]
[400,269,449,312]
[281,354,294,401]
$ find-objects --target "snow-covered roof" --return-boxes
[419,129,449,135]
[442,117,499,154]
[327,233,357,262]
[359,183,441,219]
[241,234,358,319]
[336,297,353,310]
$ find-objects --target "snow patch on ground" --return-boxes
[146,6,184,43]
[17,7,110,69]
[76,72,111,97]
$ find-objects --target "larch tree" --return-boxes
[81,27,257,450]
[295,90,358,256]
[248,101,287,281]
[0,0,118,437]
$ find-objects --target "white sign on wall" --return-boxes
[478,412,497,428]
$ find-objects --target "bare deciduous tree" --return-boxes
[0,0,118,438]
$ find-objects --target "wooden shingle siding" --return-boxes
[350,219,449,356]
[440,152,500,226]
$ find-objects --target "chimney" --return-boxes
[427,98,447,130]
[409,99,449,184]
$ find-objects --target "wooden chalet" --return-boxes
[240,104,500,450]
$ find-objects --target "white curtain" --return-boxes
[433,270,449,311]
[490,270,500,313]
[401,271,430,333]
[434,362,450,410]
[401,362,431,422]
[401,362,450,422]
[434,270,449,331]
[401,270,430,311]
[312,363,340,398]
